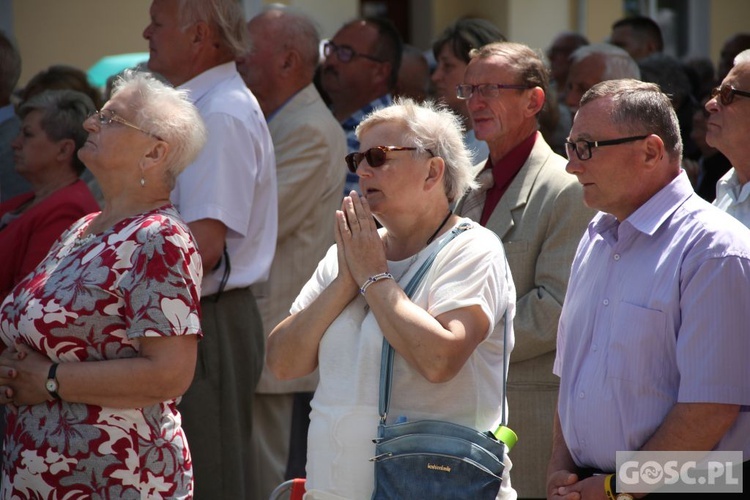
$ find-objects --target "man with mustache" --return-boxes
[319,16,402,196]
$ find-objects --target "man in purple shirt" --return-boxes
[548,79,750,499]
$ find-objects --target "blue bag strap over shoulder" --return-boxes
[377,221,511,432]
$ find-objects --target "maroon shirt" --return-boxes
[480,132,537,226]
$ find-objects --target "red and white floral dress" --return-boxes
[0,205,202,499]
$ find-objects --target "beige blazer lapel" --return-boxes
[484,132,550,239]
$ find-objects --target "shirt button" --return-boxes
[592,344,598,351]
[614,254,621,261]
[603,299,609,306]
[578,392,585,399]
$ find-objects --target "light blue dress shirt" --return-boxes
[713,167,750,228]
[555,172,750,472]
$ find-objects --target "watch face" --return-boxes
[46,379,58,392]
[616,495,634,500]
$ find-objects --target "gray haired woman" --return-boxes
[0,89,99,299]
[0,71,206,497]
[268,98,517,499]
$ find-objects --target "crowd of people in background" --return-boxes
[0,1,749,498]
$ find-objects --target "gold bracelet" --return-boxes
[604,473,617,500]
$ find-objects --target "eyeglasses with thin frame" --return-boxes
[710,84,750,106]
[89,109,162,140]
[345,146,434,173]
[456,83,532,100]
[323,40,384,64]
[564,135,650,161]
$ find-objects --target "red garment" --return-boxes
[0,205,202,497]
[0,180,99,299]
[480,132,537,226]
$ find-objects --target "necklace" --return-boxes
[426,210,454,245]
[394,210,453,280]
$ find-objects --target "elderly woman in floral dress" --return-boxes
[0,70,206,498]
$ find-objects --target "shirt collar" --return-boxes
[590,170,695,239]
[266,90,299,123]
[716,168,750,204]
[488,131,537,186]
[178,62,238,105]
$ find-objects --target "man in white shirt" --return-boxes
[706,49,750,226]
[143,1,277,498]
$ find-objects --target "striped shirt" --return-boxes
[555,172,750,471]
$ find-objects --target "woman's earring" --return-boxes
[140,177,146,187]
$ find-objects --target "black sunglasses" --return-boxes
[711,84,750,106]
[345,146,434,173]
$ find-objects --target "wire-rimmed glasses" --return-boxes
[456,83,532,100]
[89,109,162,140]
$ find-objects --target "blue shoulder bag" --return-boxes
[370,222,515,500]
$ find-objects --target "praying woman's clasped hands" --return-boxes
[334,191,388,296]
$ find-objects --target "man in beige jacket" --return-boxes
[455,41,595,497]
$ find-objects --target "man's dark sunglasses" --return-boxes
[345,146,433,173]
[711,84,750,106]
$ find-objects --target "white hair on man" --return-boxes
[734,48,750,66]
[570,42,641,80]
[177,0,250,58]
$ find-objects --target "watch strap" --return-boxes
[46,363,61,400]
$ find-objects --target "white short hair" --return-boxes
[570,42,641,80]
[111,70,207,187]
[734,48,750,66]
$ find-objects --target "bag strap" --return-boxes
[377,223,511,431]
[377,222,470,422]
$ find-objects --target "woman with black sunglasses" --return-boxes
[267,98,517,499]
